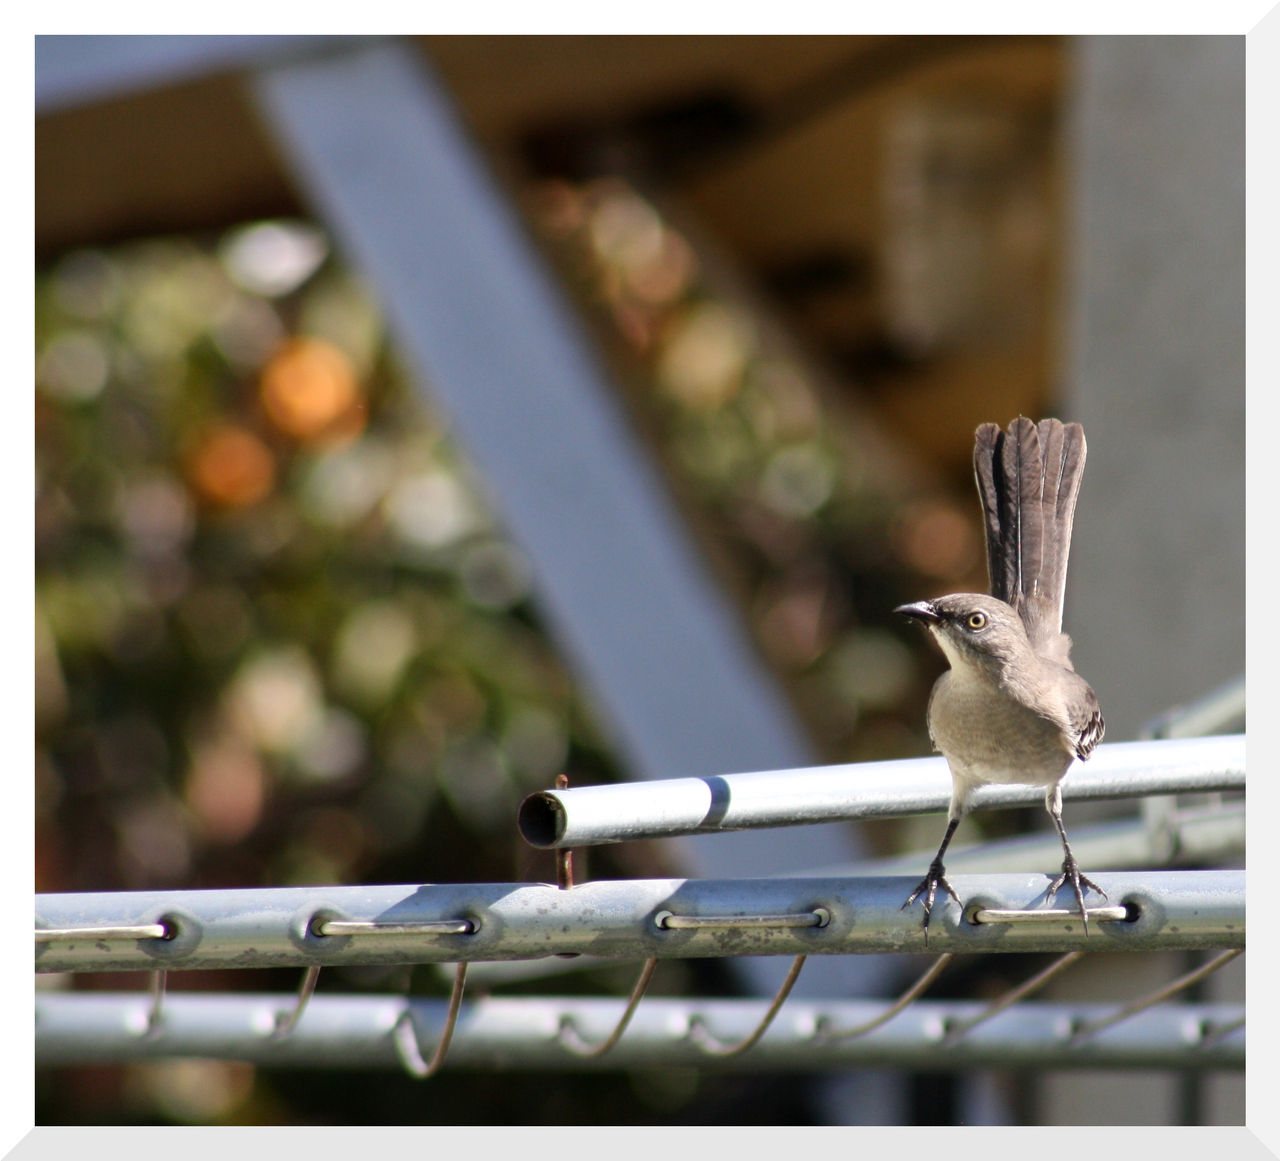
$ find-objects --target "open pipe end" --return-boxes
[517,791,568,848]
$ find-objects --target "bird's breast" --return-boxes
[928,669,1074,788]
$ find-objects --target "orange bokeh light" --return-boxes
[259,336,365,443]
[186,424,276,508]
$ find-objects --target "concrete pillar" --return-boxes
[1064,35,1244,743]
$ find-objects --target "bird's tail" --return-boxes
[973,416,1087,655]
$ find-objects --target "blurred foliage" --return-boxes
[35,184,966,1125]
[35,222,623,903]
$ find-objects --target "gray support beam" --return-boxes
[34,34,343,114]
[248,44,813,792]
[1064,36,1245,741]
[247,42,870,892]
[1052,35,1246,1130]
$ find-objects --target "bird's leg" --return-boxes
[1043,786,1106,934]
[902,816,962,945]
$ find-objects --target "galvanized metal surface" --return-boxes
[1142,675,1245,740]
[517,734,1245,848]
[34,34,336,113]
[842,799,1244,879]
[35,870,1244,973]
[34,991,1243,1071]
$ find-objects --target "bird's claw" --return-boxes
[1045,856,1107,935]
[902,861,961,946]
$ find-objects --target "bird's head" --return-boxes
[894,594,1032,675]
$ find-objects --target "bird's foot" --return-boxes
[902,860,961,946]
[1045,856,1107,935]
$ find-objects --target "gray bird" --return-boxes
[895,417,1105,941]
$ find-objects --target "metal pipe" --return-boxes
[517,734,1245,849]
[804,798,1244,880]
[1142,675,1245,740]
[35,870,1244,973]
[836,801,1244,880]
[34,992,1244,1071]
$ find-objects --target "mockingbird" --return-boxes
[895,416,1105,942]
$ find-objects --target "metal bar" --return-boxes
[518,735,1245,849]
[35,34,347,114]
[1142,675,1245,740]
[840,800,1244,879]
[35,870,1244,973]
[34,992,1244,1071]
[1136,676,1246,889]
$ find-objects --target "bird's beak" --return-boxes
[894,600,941,625]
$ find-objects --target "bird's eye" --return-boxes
[966,612,988,631]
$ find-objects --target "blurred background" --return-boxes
[34,35,1244,1126]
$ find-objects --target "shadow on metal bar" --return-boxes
[392,962,469,1079]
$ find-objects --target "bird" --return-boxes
[894,416,1105,942]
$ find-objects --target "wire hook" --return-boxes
[392,962,469,1079]
[817,953,954,1042]
[1068,948,1242,1044]
[273,965,321,1037]
[144,969,167,1034]
[557,958,659,1058]
[943,951,1085,1042]
[687,954,808,1057]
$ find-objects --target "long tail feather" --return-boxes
[971,416,1087,651]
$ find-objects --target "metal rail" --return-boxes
[517,735,1245,849]
[35,870,1244,973]
[34,991,1244,1071]
[844,800,1244,878]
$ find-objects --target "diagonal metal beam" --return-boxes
[34,34,345,114]
[248,40,893,1120]
[250,41,814,793]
